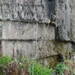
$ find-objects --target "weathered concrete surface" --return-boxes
[55,0,75,43]
[2,21,55,40]
[71,0,75,42]
[0,0,75,67]
[55,0,71,41]
[55,25,70,41]
[2,41,36,58]
[2,40,73,60]
[0,0,57,23]
[2,22,37,40]
[2,40,73,68]
[37,24,55,41]
[36,41,72,59]
[0,22,2,39]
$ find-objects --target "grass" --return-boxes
[29,61,54,75]
[55,63,69,75]
[0,55,74,75]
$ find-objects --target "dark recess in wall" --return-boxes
[48,0,53,2]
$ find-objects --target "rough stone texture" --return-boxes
[2,41,36,58]
[2,22,37,40]
[0,0,57,23]
[2,21,55,40]
[36,41,72,59]
[55,0,71,41]
[37,24,55,41]
[0,0,75,67]
[55,0,75,42]
[56,25,70,41]
[71,0,75,42]
[0,22,2,39]
[2,40,73,61]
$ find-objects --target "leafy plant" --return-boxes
[29,61,54,75]
[0,55,12,75]
[55,63,69,75]
[18,57,29,71]
[0,55,12,66]
[0,66,5,75]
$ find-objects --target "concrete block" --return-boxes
[34,0,42,5]
[0,5,2,20]
[2,0,12,4]
[36,40,72,59]
[2,41,36,58]
[2,21,37,40]
[37,24,55,40]
[0,22,2,39]
[23,0,33,5]
[2,4,12,20]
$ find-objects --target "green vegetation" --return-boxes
[29,61,54,75]
[19,57,54,75]
[0,55,12,75]
[55,63,69,75]
[0,55,12,66]
[0,67,5,75]
[0,55,74,75]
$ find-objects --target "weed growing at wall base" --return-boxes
[29,61,54,75]
[55,63,69,75]
[0,55,12,75]
[0,55,54,75]
[0,55,72,75]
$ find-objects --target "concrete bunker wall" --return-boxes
[0,0,75,66]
